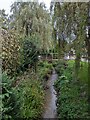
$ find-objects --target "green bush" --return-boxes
[54,60,67,75]
[38,61,53,81]
[1,72,19,119]
[1,71,45,119]
[17,76,44,119]
[15,36,40,75]
[37,61,53,89]
[38,61,53,69]
[23,39,38,65]
[2,31,39,75]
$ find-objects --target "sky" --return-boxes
[0,0,51,14]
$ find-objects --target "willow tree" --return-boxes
[51,2,68,59]
[10,2,53,52]
[68,3,87,80]
[51,2,88,80]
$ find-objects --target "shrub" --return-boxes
[54,60,67,75]
[2,29,21,75]
[2,30,39,75]
[1,72,19,119]
[37,61,53,89]
[38,61,53,80]
[17,76,44,119]
[18,37,39,73]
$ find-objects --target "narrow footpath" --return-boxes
[42,70,58,118]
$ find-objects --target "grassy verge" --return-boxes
[54,60,89,119]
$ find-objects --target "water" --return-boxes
[42,70,58,118]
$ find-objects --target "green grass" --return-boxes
[79,61,88,83]
[67,60,88,82]
[54,60,89,119]
[67,60,75,68]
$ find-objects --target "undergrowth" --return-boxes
[1,61,53,119]
[54,60,89,119]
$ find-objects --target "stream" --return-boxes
[42,70,58,118]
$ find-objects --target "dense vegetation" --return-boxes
[1,2,54,119]
[54,60,88,118]
[0,1,90,119]
[1,61,53,119]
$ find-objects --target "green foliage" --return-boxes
[38,61,53,88]
[16,74,44,119]
[0,9,8,29]
[38,61,53,79]
[54,60,89,119]
[1,72,44,119]
[10,2,53,51]
[1,72,19,119]
[1,1,89,119]
[2,29,21,75]
[2,30,39,75]
[21,37,38,68]
[79,62,88,83]
[54,60,67,75]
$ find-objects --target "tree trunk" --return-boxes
[26,23,28,36]
[75,53,81,81]
[58,38,61,59]
[34,62,37,73]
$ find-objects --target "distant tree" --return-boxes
[51,2,87,80]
